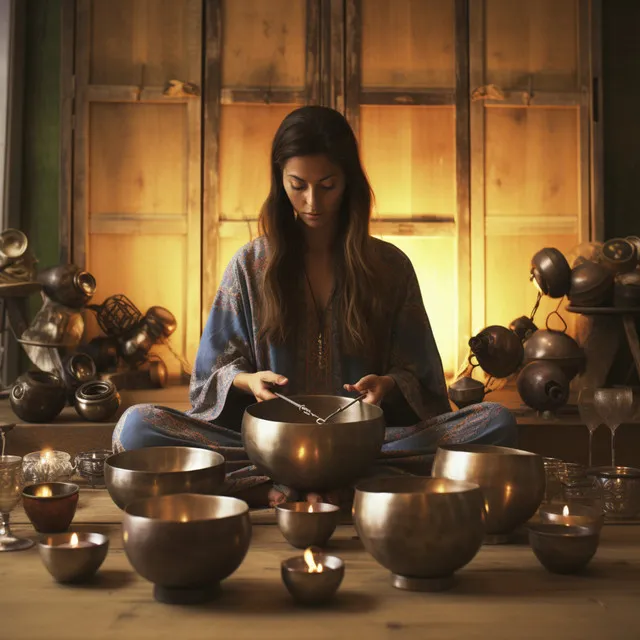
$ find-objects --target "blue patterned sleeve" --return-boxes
[385,259,451,421]
[188,252,257,422]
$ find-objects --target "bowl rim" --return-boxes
[38,531,109,549]
[436,444,540,457]
[22,481,79,500]
[276,501,341,514]
[105,446,225,474]
[527,523,598,538]
[354,476,482,496]
[587,465,640,479]
[244,394,384,425]
[281,554,345,572]
[123,493,250,523]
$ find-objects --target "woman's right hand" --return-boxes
[234,371,288,402]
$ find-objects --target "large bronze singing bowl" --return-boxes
[432,444,545,543]
[123,494,251,604]
[242,395,385,492]
[105,446,226,510]
[353,477,485,591]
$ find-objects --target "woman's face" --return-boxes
[282,154,346,232]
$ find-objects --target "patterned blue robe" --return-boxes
[113,237,516,495]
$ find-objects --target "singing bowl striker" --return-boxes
[105,446,226,510]
[432,445,545,543]
[242,395,385,492]
[123,494,251,604]
[353,477,485,591]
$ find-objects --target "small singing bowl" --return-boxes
[539,503,604,532]
[38,532,109,583]
[281,554,345,605]
[528,523,599,575]
[276,502,340,549]
[22,482,79,533]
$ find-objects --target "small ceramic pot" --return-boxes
[74,380,120,422]
[10,371,67,423]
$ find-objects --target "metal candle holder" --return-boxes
[38,532,109,583]
[281,549,345,605]
[22,482,79,533]
[527,523,599,574]
[538,503,604,532]
[276,502,340,549]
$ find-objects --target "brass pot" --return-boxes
[530,248,571,298]
[37,264,97,308]
[74,380,121,422]
[0,229,29,269]
[468,325,524,378]
[523,329,585,380]
[516,361,569,412]
[568,260,614,307]
[60,353,97,401]
[448,377,486,409]
[10,371,67,423]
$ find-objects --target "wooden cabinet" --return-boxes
[69,0,600,377]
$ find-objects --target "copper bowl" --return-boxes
[276,502,340,549]
[22,482,79,533]
[38,532,109,583]
[123,494,251,604]
[105,446,226,510]
[281,554,345,605]
[433,444,545,544]
[242,395,385,492]
[528,523,599,574]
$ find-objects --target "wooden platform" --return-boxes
[2,490,640,639]
[2,385,640,468]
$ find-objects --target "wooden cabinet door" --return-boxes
[73,0,202,376]
[202,0,321,318]
[470,0,593,337]
[342,0,464,375]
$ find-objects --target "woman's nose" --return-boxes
[305,188,318,212]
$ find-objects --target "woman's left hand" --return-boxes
[344,374,395,405]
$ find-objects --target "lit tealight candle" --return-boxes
[56,533,95,549]
[281,547,345,605]
[539,503,604,532]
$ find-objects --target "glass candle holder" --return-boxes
[74,450,112,488]
[22,450,74,484]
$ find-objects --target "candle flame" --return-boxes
[563,505,570,517]
[308,504,314,513]
[41,449,52,460]
[70,533,79,548]
[36,485,53,498]
[303,547,323,573]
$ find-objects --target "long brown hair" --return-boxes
[258,105,381,353]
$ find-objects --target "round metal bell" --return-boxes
[530,248,571,298]
[9,371,67,423]
[517,361,569,413]
[509,316,538,342]
[568,260,614,307]
[523,330,585,381]
[468,325,524,379]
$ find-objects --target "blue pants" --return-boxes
[112,401,517,497]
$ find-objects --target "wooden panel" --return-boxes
[88,234,189,373]
[89,0,201,86]
[484,0,579,92]
[360,106,456,216]
[361,0,455,89]
[219,104,295,220]
[217,227,255,293]
[374,235,457,375]
[484,107,580,217]
[221,0,306,89]
[484,233,578,337]
[89,103,187,216]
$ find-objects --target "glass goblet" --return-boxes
[593,388,638,468]
[0,455,34,551]
[577,388,600,468]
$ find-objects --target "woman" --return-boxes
[113,106,517,507]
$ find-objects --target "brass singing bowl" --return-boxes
[432,445,545,543]
[242,395,385,492]
[123,494,251,604]
[353,477,485,591]
[105,446,226,510]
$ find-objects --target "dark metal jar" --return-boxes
[60,352,97,402]
[516,361,570,412]
[74,380,121,422]
[37,264,97,308]
[468,325,524,378]
[10,371,67,423]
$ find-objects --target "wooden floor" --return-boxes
[2,490,640,639]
